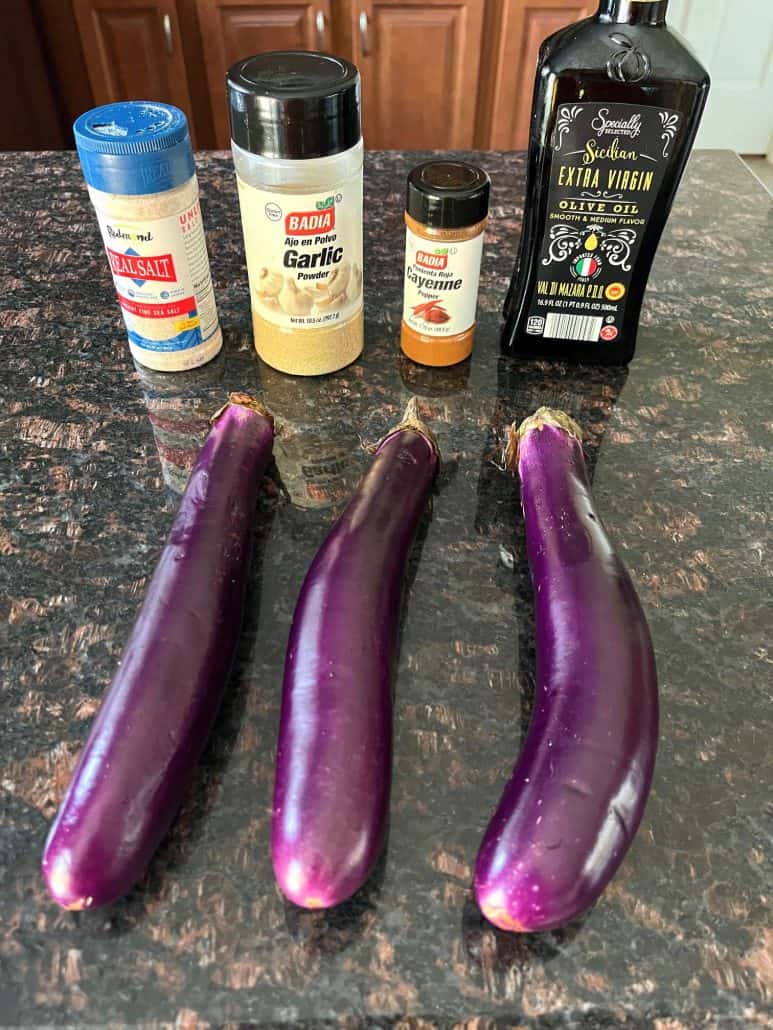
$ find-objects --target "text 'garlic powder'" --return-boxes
[227,52,363,377]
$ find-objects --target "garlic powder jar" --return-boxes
[227,52,363,376]
[74,102,222,372]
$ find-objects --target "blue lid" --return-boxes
[74,101,195,196]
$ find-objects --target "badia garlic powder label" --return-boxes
[236,179,363,331]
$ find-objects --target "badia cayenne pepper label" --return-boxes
[402,227,484,337]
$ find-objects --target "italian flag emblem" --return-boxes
[574,256,599,277]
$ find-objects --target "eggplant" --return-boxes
[42,394,274,910]
[475,407,658,932]
[272,399,439,909]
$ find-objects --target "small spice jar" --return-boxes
[227,52,363,376]
[401,161,490,367]
[74,102,222,372]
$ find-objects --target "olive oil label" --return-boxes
[403,227,485,336]
[526,102,681,344]
[236,178,363,330]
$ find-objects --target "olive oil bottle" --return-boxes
[501,0,709,364]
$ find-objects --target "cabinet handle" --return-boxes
[315,10,326,49]
[359,11,370,56]
[162,13,173,56]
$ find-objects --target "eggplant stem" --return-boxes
[373,397,441,465]
[518,406,583,443]
[210,393,274,427]
[503,424,520,473]
[503,406,583,471]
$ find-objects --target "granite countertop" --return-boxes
[1,150,771,1028]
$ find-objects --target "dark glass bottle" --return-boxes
[501,0,710,364]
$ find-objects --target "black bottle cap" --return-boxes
[227,51,361,160]
[406,161,490,229]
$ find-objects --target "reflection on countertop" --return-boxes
[0,149,771,1027]
[133,355,227,493]
[261,362,361,510]
[134,354,362,508]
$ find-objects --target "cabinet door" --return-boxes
[2,0,66,148]
[196,0,334,149]
[352,0,485,149]
[479,0,594,149]
[73,0,196,137]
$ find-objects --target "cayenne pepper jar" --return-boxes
[401,161,490,367]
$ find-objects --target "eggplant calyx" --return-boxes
[518,406,583,443]
[210,393,274,427]
[504,406,583,470]
[374,396,441,467]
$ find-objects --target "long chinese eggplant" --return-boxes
[475,407,658,932]
[272,399,439,909]
[42,394,274,910]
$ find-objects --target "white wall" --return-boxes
[668,0,773,154]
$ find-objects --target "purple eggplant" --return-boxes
[272,399,439,909]
[475,407,658,932]
[42,394,274,910]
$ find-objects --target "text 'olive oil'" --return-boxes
[501,0,710,364]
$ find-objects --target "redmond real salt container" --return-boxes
[227,51,363,376]
[74,102,222,372]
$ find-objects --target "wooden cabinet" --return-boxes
[2,0,66,149]
[19,0,589,152]
[478,0,594,149]
[72,0,197,139]
[351,0,485,149]
[196,0,334,148]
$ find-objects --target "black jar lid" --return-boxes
[406,161,490,230]
[227,51,361,160]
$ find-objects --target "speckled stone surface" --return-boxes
[1,150,771,1028]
